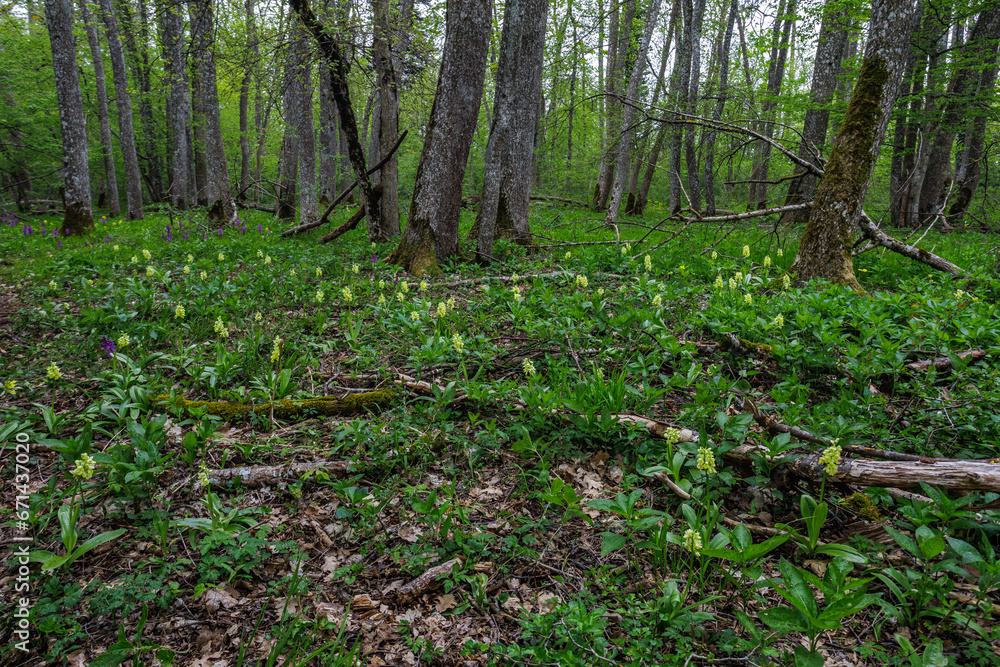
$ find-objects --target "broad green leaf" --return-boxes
[600,532,627,557]
[758,606,809,633]
[793,646,826,667]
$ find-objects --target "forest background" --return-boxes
[2,0,998,258]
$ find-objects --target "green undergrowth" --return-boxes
[1,204,999,665]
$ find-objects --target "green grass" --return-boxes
[2,203,999,665]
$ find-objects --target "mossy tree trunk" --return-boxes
[388,0,490,276]
[792,0,920,290]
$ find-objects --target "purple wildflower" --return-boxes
[101,336,115,358]
[57,240,62,249]
[257,223,263,234]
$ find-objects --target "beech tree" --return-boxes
[792,0,920,289]
[98,0,144,219]
[387,0,490,275]
[77,0,119,217]
[474,0,548,261]
[43,0,92,234]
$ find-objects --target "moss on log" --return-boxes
[155,389,397,422]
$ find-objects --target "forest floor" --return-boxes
[1,202,1000,666]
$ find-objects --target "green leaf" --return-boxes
[884,525,920,560]
[792,646,826,667]
[758,606,809,633]
[600,532,627,557]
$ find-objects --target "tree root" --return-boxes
[202,460,353,489]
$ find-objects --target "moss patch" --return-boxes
[156,388,397,422]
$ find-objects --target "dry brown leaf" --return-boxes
[202,588,238,614]
[398,523,423,543]
[435,593,457,612]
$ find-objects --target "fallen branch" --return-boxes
[204,460,352,489]
[857,213,969,277]
[281,129,407,237]
[156,389,396,422]
[319,205,366,244]
[905,348,985,373]
[726,444,1000,493]
[396,557,465,604]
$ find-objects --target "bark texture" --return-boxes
[99,0,144,219]
[387,0,490,275]
[782,0,850,223]
[792,0,919,290]
[162,0,189,209]
[191,0,235,221]
[475,0,549,261]
[605,0,661,225]
[44,0,93,234]
[369,0,405,237]
[78,0,120,217]
[293,24,318,223]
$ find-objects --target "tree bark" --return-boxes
[748,0,795,211]
[682,0,705,212]
[475,0,549,261]
[781,0,850,223]
[293,24,319,224]
[791,0,920,290]
[43,0,93,235]
[78,0,120,217]
[948,58,999,225]
[386,0,490,275]
[162,0,188,210]
[98,0,144,219]
[916,9,1000,227]
[191,0,235,221]
[605,0,662,226]
[238,0,256,202]
[668,0,692,213]
[290,0,385,240]
[703,0,736,215]
[370,0,404,237]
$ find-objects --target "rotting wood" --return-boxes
[858,212,969,277]
[396,556,465,604]
[726,443,1000,493]
[204,460,352,489]
[156,389,396,422]
[905,348,985,373]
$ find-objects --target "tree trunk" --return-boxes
[748,0,795,211]
[162,0,188,210]
[948,58,999,225]
[191,0,235,221]
[371,0,404,237]
[474,0,548,261]
[916,9,1000,227]
[277,40,300,221]
[318,64,338,205]
[605,0,662,226]
[43,0,93,235]
[293,24,318,224]
[703,0,736,216]
[78,0,120,217]
[792,0,920,290]
[781,0,850,223]
[238,0,256,202]
[189,30,209,208]
[386,0,490,275]
[592,0,622,208]
[98,0,144,220]
[683,0,705,212]
[669,0,693,213]
[291,0,385,240]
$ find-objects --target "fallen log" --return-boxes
[726,444,1000,493]
[396,557,465,604]
[155,389,396,422]
[203,460,352,489]
[905,348,985,373]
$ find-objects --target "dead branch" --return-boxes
[203,460,352,489]
[281,129,406,238]
[726,443,1000,493]
[905,348,985,373]
[319,205,366,244]
[396,557,465,604]
[857,212,969,277]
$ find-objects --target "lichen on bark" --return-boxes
[157,389,397,422]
